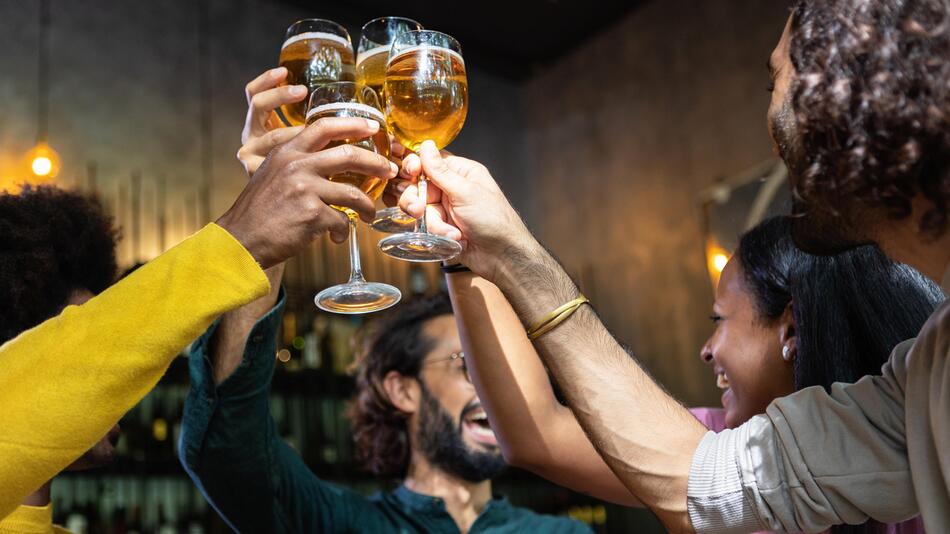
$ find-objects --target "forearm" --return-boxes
[493,239,705,532]
[0,224,268,519]
[212,262,286,384]
[448,272,643,506]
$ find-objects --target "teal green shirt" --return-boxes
[179,292,591,533]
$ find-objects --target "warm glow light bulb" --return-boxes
[24,142,61,181]
[31,156,53,177]
[713,253,729,273]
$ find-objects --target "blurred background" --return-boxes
[0,0,793,531]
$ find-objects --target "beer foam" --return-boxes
[356,45,390,66]
[281,31,351,50]
[306,102,385,123]
[386,45,465,67]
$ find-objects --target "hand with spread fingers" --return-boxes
[236,67,306,176]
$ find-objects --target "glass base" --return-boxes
[371,207,417,234]
[314,281,402,314]
[378,232,462,262]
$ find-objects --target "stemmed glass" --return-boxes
[355,16,425,234]
[307,82,401,313]
[277,19,355,126]
[378,30,468,262]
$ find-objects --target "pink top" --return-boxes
[688,408,924,534]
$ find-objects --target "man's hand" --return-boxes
[397,141,536,281]
[217,117,399,269]
[237,67,306,176]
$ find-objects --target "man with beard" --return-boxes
[179,288,589,533]
[0,187,123,533]
[390,1,950,532]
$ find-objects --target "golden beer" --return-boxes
[305,103,390,208]
[384,46,468,151]
[355,46,389,99]
[279,32,356,125]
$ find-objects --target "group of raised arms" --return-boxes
[1,2,949,533]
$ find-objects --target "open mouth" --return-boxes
[461,405,497,447]
[715,368,731,390]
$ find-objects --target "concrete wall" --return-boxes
[520,0,791,405]
[0,0,529,267]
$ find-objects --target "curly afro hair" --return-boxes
[348,293,453,478]
[0,186,119,344]
[789,0,950,236]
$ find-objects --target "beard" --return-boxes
[770,97,872,255]
[415,387,506,483]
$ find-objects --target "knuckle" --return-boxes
[337,144,358,162]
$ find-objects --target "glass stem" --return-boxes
[416,175,429,235]
[346,211,366,283]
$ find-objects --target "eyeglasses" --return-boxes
[421,351,470,383]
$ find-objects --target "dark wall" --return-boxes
[521,0,792,405]
[0,0,530,265]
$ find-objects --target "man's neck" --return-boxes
[404,454,492,533]
[22,481,52,507]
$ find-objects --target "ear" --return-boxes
[778,302,798,362]
[382,370,422,415]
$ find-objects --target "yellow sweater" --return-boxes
[0,224,269,520]
[0,503,69,534]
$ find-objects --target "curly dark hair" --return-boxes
[348,293,453,478]
[789,0,950,236]
[0,186,119,344]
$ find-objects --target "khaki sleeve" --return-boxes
[689,339,918,533]
[0,224,269,519]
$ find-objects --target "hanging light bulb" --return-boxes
[26,142,61,179]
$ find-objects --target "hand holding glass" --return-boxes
[379,30,468,262]
[307,82,401,313]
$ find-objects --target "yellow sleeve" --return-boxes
[0,223,269,518]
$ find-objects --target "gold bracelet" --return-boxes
[526,295,590,340]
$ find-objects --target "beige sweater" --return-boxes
[687,264,950,533]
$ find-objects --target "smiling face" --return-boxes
[413,315,505,481]
[700,259,796,428]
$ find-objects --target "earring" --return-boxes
[782,345,791,361]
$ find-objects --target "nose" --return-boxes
[700,340,714,364]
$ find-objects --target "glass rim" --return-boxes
[387,30,463,65]
[284,18,352,43]
[306,81,384,121]
[360,15,423,33]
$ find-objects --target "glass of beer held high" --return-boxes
[278,19,355,126]
[357,16,425,234]
[378,30,468,262]
[307,82,401,313]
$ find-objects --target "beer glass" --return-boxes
[307,82,401,313]
[378,30,468,262]
[356,16,425,234]
[278,19,355,126]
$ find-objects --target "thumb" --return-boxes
[419,140,466,196]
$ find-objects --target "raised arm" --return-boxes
[399,144,706,531]
[0,224,269,520]
[447,272,642,506]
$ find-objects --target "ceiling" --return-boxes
[274,0,644,80]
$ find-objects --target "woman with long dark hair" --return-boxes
[448,216,942,534]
